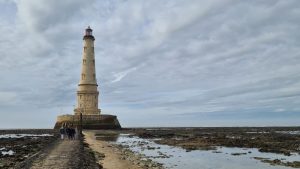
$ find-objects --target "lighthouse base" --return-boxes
[54,114,121,129]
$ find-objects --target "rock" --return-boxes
[212,151,222,153]
[231,152,247,156]
[273,159,281,164]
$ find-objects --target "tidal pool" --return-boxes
[112,134,299,169]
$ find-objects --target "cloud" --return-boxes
[17,0,89,32]
[0,0,300,128]
[111,67,138,83]
[0,91,17,105]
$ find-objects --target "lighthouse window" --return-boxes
[81,73,86,80]
[93,74,96,80]
[92,60,95,64]
[83,59,86,64]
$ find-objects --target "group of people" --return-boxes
[59,124,78,140]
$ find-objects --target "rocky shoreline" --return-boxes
[127,127,300,168]
[84,127,300,169]
[116,144,164,169]
[84,130,165,169]
[0,129,59,168]
[1,127,299,169]
[128,127,300,155]
[0,129,100,169]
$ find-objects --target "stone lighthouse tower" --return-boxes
[54,26,121,129]
[74,26,100,115]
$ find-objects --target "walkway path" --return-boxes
[84,131,143,169]
[30,140,81,169]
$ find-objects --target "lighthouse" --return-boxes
[54,26,121,129]
[74,26,100,115]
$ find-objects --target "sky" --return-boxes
[0,0,300,128]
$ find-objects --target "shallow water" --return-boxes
[275,131,300,135]
[1,150,14,156]
[0,134,53,139]
[112,134,299,169]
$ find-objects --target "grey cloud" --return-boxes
[0,0,300,128]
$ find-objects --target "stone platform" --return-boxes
[54,114,121,129]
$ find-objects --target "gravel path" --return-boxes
[30,140,81,169]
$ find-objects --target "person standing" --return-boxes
[71,127,76,140]
[59,126,65,140]
[66,126,71,140]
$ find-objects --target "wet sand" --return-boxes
[84,130,143,169]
